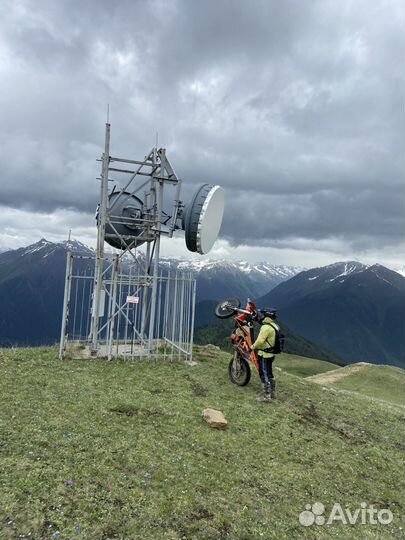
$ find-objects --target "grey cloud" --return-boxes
[222,185,404,248]
[0,0,403,259]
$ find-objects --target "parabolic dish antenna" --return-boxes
[102,181,224,255]
[105,191,145,249]
[183,184,224,255]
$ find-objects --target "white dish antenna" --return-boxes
[182,184,225,255]
[103,179,224,255]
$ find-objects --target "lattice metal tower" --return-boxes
[59,122,224,360]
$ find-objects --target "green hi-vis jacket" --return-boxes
[251,317,280,358]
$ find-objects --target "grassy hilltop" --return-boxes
[0,346,404,540]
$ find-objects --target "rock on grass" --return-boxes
[202,408,228,430]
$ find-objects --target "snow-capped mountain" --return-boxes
[1,239,302,300]
[21,238,94,257]
[0,238,94,260]
[1,239,404,362]
[158,257,304,301]
[0,239,303,345]
[160,257,302,277]
[296,260,404,290]
[0,239,94,346]
[260,261,405,367]
[394,265,405,278]
[305,261,367,282]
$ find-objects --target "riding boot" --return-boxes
[269,378,276,399]
[256,383,271,402]
[263,382,271,402]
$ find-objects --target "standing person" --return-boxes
[251,309,280,402]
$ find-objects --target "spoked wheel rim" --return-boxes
[228,354,251,386]
[215,298,241,319]
[231,358,244,380]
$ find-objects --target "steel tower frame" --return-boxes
[60,122,196,360]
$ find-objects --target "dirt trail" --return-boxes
[306,363,371,385]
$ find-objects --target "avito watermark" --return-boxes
[299,502,393,527]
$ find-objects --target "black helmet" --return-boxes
[258,308,277,321]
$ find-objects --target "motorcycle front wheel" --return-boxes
[228,354,251,386]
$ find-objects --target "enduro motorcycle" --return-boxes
[214,298,262,386]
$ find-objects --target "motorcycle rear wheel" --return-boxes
[228,354,251,386]
[214,298,241,319]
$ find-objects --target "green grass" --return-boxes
[0,346,404,539]
[274,353,340,378]
[324,364,405,407]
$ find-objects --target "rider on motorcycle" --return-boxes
[251,309,279,402]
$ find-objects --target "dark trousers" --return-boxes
[258,355,274,385]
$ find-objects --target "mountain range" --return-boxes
[259,261,405,367]
[159,258,303,301]
[0,240,403,367]
[0,239,93,345]
[0,239,302,345]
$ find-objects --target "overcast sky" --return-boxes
[0,0,404,267]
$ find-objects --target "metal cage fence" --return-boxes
[59,253,196,362]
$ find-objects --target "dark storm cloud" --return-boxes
[0,0,403,253]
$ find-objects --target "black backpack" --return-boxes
[264,322,285,354]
